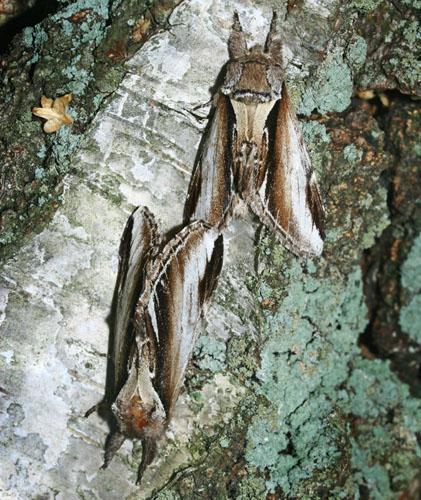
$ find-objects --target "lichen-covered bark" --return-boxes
[0,1,420,499]
[0,0,179,256]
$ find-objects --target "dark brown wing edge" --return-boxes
[183,93,235,229]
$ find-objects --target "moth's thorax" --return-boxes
[230,98,276,144]
[222,49,283,104]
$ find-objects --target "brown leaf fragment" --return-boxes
[132,18,151,42]
[261,298,276,309]
[32,94,73,133]
[0,0,15,14]
[68,8,92,22]
[358,90,376,100]
[106,41,127,64]
[286,0,298,13]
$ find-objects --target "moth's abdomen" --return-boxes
[115,397,152,433]
[113,395,164,438]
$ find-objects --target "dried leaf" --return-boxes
[0,1,15,14]
[106,41,127,64]
[358,89,376,100]
[32,94,73,133]
[68,9,92,22]
[286,0,298,13]
[132,18,151,42]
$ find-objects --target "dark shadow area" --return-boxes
[0,0,59,54]
[83,279,121,434]
[359,89,421,398]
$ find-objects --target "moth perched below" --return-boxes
[91,206,223,483]
[184,12,325,257]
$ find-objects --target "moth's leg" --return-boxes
[84,403,102,418]
[101,432,126,469]
[136,438,157,484]
[186,99,214,124]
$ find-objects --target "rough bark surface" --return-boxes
[0,0,178,255]
[0,0,420,499]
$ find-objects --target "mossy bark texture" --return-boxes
[0,1,420,499]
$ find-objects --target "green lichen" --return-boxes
[81,21,106,45]
[226,334,260,381]
[343,144,363,164]
[346,359,421,498]
[93,94,104,108]
[61,20,73,36]
[55,0,110,18]
[153,492,180,500]
[34,168,45,179]
[403,0,421,6]
[51,126,83,170]
[61,66,91,95]
[241,215,421,498]
[401,232,421,293]
[385,53,421,89]
[194,335,226,373]
[245,263,364,495]
[297,58,353,115]
[352,1,421,92]
[235,474,267,499]
[300,121,332,185]
[345,35,368,70]
[398,233,421,344]
[359,187,390,250]
[300,121,330,146]
[349,0,383,12]
[36,145,47,159]
[219,438,229,448]
[22,27,34,47]
[401,19,418,44]
[22,25,48,49]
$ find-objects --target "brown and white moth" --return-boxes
[93,206,223,483]
[184,12,325,257]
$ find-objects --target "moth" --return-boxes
[184,12,325,257]
[88,206,223,483]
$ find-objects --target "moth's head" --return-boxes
[221,11,284,103]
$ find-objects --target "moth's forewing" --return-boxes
[183,94,235,229]
[152,223,223,415]
[134,220,224,417]
[249,82,325,257]
[113,206,161,399]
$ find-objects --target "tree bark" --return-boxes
[0,1,420,499]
